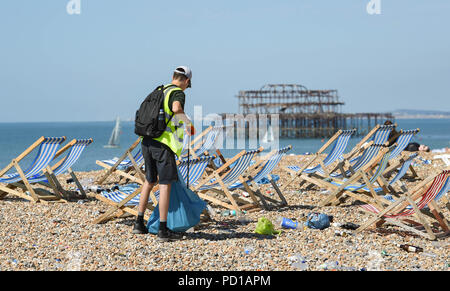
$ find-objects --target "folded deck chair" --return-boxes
[194,148,264,212]
[96,137,145,185]
[228,146,292,209]
[93,156,214,224]
[356,169,450,240]
[284,129,356,190]
[0,136,66,203]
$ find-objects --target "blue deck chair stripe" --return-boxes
[286,130,355,175]
[0,137,65,184]
[198,150,259,191]
[229,147,291,190]
[330,147,392,191]
[331,144,385,178]
[27,139,93,183]
[389,129,419,160]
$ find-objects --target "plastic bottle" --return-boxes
[158,109,165,123]
[396,243,423,253]
[275,216,302,230]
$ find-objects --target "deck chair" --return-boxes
[317,145,394,207]
[194,148,264,212]
[37,138,94,199]
[228,146,292,210]
[380,129,420,178]
[296,143,388,192]
[93,156,214,224]
[96,138,145,185]
[0,136,66,203]
[355,170,450,240]
[284,129,356,190]
[342,124,396,166]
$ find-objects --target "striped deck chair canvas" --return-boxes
[356,170,450,240]
[0,136,66,203]
[283,129,356,191]
[229,146,292,210]
[344,124,396,165]
[93,156,214,224]
[96,137,146,185]
[318,146,394,207]
[382,129,420,178]
[194,148,263,212]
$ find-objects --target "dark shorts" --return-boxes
[141,138,178,185]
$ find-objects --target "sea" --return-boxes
[0,119,448,172]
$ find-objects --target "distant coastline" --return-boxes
[392,109,450,120]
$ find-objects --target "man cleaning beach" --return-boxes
[133,66,196,241]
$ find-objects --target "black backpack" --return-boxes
[135,85,175,138]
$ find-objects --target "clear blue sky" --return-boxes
[1,0,449,122]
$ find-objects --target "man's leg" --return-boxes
[132,180,155,234]
[158,184,171,222]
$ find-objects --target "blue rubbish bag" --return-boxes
[305,213,332,230]
[147,170,207,234]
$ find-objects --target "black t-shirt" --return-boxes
[168,89,185,112]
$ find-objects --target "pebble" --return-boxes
[0,155,448,271]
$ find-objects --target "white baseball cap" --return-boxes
[174,66,192,78]
[174,66,192,87]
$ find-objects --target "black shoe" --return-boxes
[157,229,184,242]
[132,220,148,234]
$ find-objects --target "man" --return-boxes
[133,66,196,241]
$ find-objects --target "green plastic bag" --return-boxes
[254,217,281,235]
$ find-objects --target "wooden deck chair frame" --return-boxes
[236,146,292,210]
[317,146,393,207]
[36,138,94,200]
[368,128,420,179]
[282,129,356,192]
[0,136,67,203]
[194,147,264,213]
[355,170,450,240]
[96,137,145,185]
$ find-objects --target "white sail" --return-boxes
[104,117,121,148]
[262,124,274,143]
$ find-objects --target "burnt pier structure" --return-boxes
[223,84,393,138]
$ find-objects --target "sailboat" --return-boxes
[262,123,274,143]
[104,117,121,148]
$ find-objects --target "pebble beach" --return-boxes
[0,151,449,271]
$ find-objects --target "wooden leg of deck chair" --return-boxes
[409,165,419,179]
[13,161,40,203]
[215,174,241,212]
[0,184,36,202]
[239,178,266,210]
[270,179,288,206]
[68,168,86,199]
[405,195,436,240]
[428,201,450,233]
[93,187,143,224]
[43,169,63,201]
[127,152,145,184]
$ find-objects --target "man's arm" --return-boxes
[172,101,195,135]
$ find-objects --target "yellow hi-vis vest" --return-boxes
[153,84,185,157]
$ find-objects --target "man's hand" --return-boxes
[186,124,196,136]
